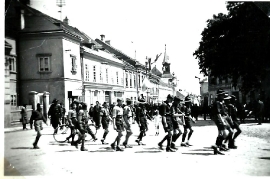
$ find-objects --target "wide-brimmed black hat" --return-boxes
[52,98,58,103]
[117,98,123,102]
[216,89,226,95]
[167,94,173,99]
[184,96,191,102]
[126,98,132,102]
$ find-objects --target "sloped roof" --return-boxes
[20,3,98,44]
[151,66,162,77]
[95,39,146,69]
[159,80,170,88]
[162,73,173,78]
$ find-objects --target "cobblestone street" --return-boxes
[4,118,270,177]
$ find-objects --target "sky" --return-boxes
[30,0,228,95]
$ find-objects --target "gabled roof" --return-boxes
[95,39,145,68]
[20,3,99,44]
[162,73,173,78]
[151,66,162,77]
[159,80,170,88]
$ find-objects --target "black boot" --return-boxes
[33,136,40,149]
[80,140,88,151]
[228,139,237,149]
[212,146,224,155]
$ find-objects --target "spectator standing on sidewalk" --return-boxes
[31,103,48,149]
[265,97,270,121]
[257,95,264,125]
[88,104,94,119]
[20,104,29,130]
[60,103,66,125]
[93,101,101,129]
[192,103,199,121]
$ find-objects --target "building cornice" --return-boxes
[83,51,124,67]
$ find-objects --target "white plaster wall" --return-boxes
[62,38,81,80]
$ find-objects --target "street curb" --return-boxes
[4,125,51,133]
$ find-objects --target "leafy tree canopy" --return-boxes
[193,2,270,94]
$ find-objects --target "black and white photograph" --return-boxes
[2,0,270,177]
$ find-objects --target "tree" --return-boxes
[193,2,270,94]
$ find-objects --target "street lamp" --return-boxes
[135,60,140,101]
[145,56,151,103]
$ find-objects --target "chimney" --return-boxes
[63,16,69,25]
[100,34,105,41]
[21,9,25,30]
[105,40,110,45]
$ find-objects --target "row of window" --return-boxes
[210,76,229,85]
[85,64,123,85]
[125,72,145,88]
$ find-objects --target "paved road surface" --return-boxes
[4,119,270,177]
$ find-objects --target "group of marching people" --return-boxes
[211,89,242,155]
[30,88,243,154]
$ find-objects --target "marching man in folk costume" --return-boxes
[100,102,112,145]
[158,94,183,152]
[181,96,196,147]
[211,89,230,155]
[111,98,125,151]
[171,96,185,150]
[222,94,237,150]
[226,95,241,149]
[135,98,149,145]
[122,98,133,148]
[31,103,48,149]
[74,103,89,151]
[66,102,77,146]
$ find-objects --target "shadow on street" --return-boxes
[181,152,213,156]
[56,150,78,152]
[11,147,33,149]
[259,157,270,160]
[135,151,162,153]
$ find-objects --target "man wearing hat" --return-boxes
[171,96,185,150]
[158,94,183,152]
[227,95,242,149]
[211,89,229,155]
[48,99,62,134]
[100,102,112,145]
[111,98,125,151]
[135,98,149,145]
[122,98,133,148]
[66,102,77,145]
[181,95,196,147]
[222,94,236,150]
[73,102,89,151]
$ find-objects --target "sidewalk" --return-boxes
[4,124,51,133]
